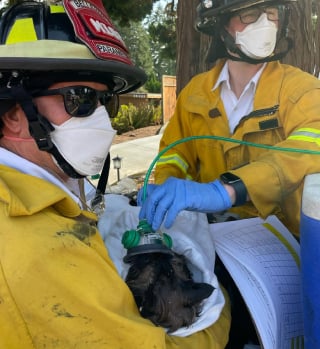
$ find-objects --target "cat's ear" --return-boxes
[184,282,214,305]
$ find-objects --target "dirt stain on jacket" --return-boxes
[56,222,97,245]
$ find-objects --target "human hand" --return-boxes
[136,184,158,206]
[139,177,232,231]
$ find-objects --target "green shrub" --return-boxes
[112,103,162,134]
[144,73,161,93]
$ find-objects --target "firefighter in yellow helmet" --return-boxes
[0,1,231,348]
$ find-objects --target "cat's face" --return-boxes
[125,252,214,332]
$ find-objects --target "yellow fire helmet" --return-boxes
[0,0,147,95]
[0,0,147,179]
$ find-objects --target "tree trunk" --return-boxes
[314,0,320,77]
[176,0,320,94]
[176,0,200,93]
[282,0,319,76]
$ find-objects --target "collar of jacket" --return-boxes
[183,60,226,117]
[0,164,96,220]
[183,60,284,117]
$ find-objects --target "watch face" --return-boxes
[221,172,240,184]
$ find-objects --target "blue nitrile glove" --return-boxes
[136,184,158,206]
[139,177,232,231]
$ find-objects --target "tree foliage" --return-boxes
[144,72,162,93]
[107,1,177,92]
[116,21,153,77]
[147,2,177,63]
[145,2,177,80]
[103,0,159,25]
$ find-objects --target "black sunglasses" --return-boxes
[32,85,119,118]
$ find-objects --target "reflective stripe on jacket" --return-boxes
[155,60,320,236]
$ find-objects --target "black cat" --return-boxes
[125,251,214,333]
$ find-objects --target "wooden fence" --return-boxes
[118,75,177,125]
[162,75,177,123]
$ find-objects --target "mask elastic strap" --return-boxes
[9,83,54,151]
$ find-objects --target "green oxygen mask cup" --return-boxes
[122,219,173,262]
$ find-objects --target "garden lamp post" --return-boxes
[112,155,122,182]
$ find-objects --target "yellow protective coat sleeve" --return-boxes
[155,60,320,236]
[0,164,230,349]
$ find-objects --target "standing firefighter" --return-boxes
[139,0,320,238]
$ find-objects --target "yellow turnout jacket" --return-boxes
[0,164,230,349]
[155,60,320,236]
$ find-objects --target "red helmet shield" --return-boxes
[63,0,132,65]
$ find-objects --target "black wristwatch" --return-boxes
[220,172,247,207]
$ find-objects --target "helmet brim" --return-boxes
[221,0,296,14]
[0,41,147,94]
[198,0,296,20]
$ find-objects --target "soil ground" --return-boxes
[112,125,162,144]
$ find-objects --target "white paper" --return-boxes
[210,215,304,349]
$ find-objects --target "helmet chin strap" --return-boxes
[9,83,85,179]
[221,27,293,64]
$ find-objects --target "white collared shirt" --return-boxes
[213,62,266,133]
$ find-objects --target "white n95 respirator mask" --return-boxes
[50,106,116,176]
[235,13,278,59]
